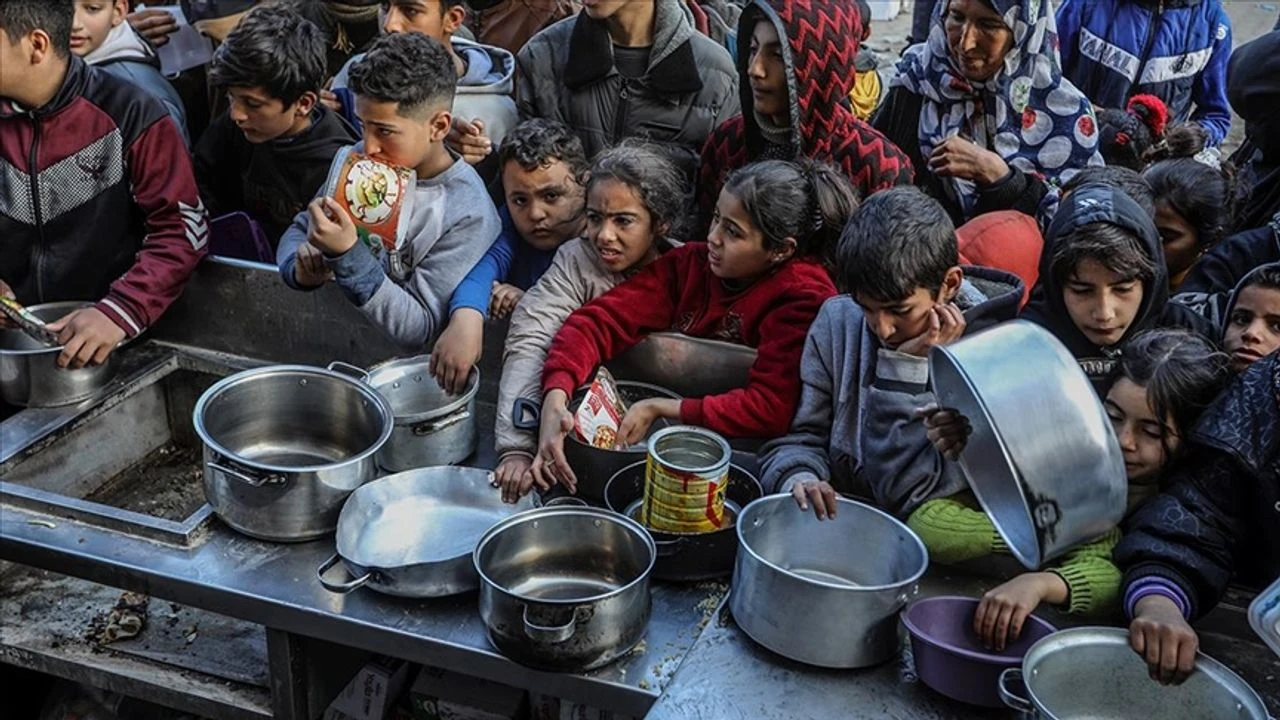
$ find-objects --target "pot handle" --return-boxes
[512,397,541,431]
[327,361,371,385]
[654,536,685,557]
[316,553,372,594]
[998,668,1034,713]
[411,409,472,436]
[522,605,576,644]
[208,461,287,488]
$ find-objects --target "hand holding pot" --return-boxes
[1129,594,1198,685]
[47,307,126,369]
[495,453,534,504]
[975,572,1067,651]
[616,397,680,448]
[787,473,839,520]
[918,403,972,460]
[530,389,578,494]
[431,310,484,395]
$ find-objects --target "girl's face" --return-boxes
[586,179,661,274]
[707,188,794,282]
[1223,284,1280,372]
[1105,377,1181,485]
[1154,200,1200,281]
[944,0,1014,82]
[70,1,127,57]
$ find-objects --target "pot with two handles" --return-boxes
[357,355,479,472]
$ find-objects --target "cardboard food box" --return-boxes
[323,147,417,257]
[574,367,628,449]
[325,656,413,720]
[409,666,527,720]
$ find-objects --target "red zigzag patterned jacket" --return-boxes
[695,0,913,235]
[0,58,207,337]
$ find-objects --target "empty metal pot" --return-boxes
[194,364,394,542]
[930,321,1127,569]
[731,496,928,668]
[0,301,120,407]
[362,356,478,472]
[474,506,654,672]
[998,627,1269,719]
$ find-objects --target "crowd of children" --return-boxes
[1,0,1278,693]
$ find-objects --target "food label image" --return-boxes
[323,148,416,256]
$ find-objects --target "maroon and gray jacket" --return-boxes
[0,57,207,337]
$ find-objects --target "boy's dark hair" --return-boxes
[723,159,859,268]
[836,186,957,299]
[497,119,590,182]
[1144,157,1244,252]
[1062,166,1156,218]
[1240,264,1280,294]
[1050,222,1157,287]
[0,0,72,58]
[209,5,326,105]
[348,32,456,118]
[1114,328,1231,458]
[587,141,688,239]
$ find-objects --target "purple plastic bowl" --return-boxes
[901,595,1057,708]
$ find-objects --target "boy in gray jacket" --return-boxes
[759,187,1023,520]
[277,32,499,350]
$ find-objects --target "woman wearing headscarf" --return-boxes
[874,0,1103,225]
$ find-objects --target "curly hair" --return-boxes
[348,32,455,117]
[586,141,689,240]
[497,119,590,181]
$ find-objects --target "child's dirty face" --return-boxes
[356,96,448,170]
[70,1,126,57]
[854,287,943,350]
[747,19,788,122]
[1224,285,1280,373]
[1154,200,1200,280]
[1063,258,1144,348]
[1105,377,1180,485]
[226,86,311,144]
[502,159,586,252]
[707,188,793,282]
[382,1,461,43]
[586,178,660,274]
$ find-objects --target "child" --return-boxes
[1115,349,1279,685]
[759,186,1025,519]
[328,0,517,181]
[0,0,206,369]
[430,119,590,394]
[71,0,188,146]
[529,159,856,494]
[495,143,686,502]
[1222,263,1280,373]
[848,0,891,122]
[196,4,357,246]
[1060,166,1156,218]
[1096,95,1167,172]
[916,329,1232,651]
[276,32,499,350]
[695,0,911,237]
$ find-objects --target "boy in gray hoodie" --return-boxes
[759,187,1024,520]
[277,32,499,350]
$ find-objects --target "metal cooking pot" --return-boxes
[731,496,928,668]
[604,461,762,581]
[474,506,654,672]
[609,332,757,398]
[360,356,478,472]
[194,364,394,542]
[318,467,537,597]
[998,627,1270,719]
[0,301,121,407]
[930,321,1127,569]
[512,381,680,502]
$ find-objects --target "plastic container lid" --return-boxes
[1248,577,1280,658]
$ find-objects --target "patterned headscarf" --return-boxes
[893,0,1102,217]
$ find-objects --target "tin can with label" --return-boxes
[643,426,730,534]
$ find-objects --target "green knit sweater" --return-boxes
[907,495,1122,615]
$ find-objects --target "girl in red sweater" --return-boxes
[531,159,856,493]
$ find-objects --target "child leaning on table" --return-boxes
[276,32,499,351]
[915,328,1232,651]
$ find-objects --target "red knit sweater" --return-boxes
[541,243,836,438]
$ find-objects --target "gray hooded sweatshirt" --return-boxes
[84,23,188,147]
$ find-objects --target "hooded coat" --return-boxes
[1225,31,1280,233]
[695,0,913,235]
[84,23,188,147]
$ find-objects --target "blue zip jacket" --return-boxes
[1056,0,1232,146]
[447,205,558,317]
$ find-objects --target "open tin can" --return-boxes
[642,426,730,533]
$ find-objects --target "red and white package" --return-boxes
[574,367,628,449]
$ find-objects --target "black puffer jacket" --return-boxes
[515,0,739,183]
[1115,351,1280,620]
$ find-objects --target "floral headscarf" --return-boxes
[893,0,1102,217]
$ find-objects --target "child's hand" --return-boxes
[493,454,535,504]
[917,403,972,460]
[616,398,680,448]
[1129,595,1199,685]
[790,476,839,520]
[489,282,524,319]
[319,88,343,113]
[447,118,493,165]
[928,135,1010,186]
[294,243,333,288]
[306,197,358,257]
[974,572,1065,651]
[897,304,966,358]
[46,307,126,369]
[127,9,179,48]
[430,310,484,395]
[530,389,578,494]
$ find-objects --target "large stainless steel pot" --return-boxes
[930,321,1127,568]
[609,332,757,398]
[361,356,478,472]
[998,627,1270,719]
[474,506,654,671]
[318,467,537,597]
[731,496,928,668]
[194,364,394,542]
[0,301,120,407]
